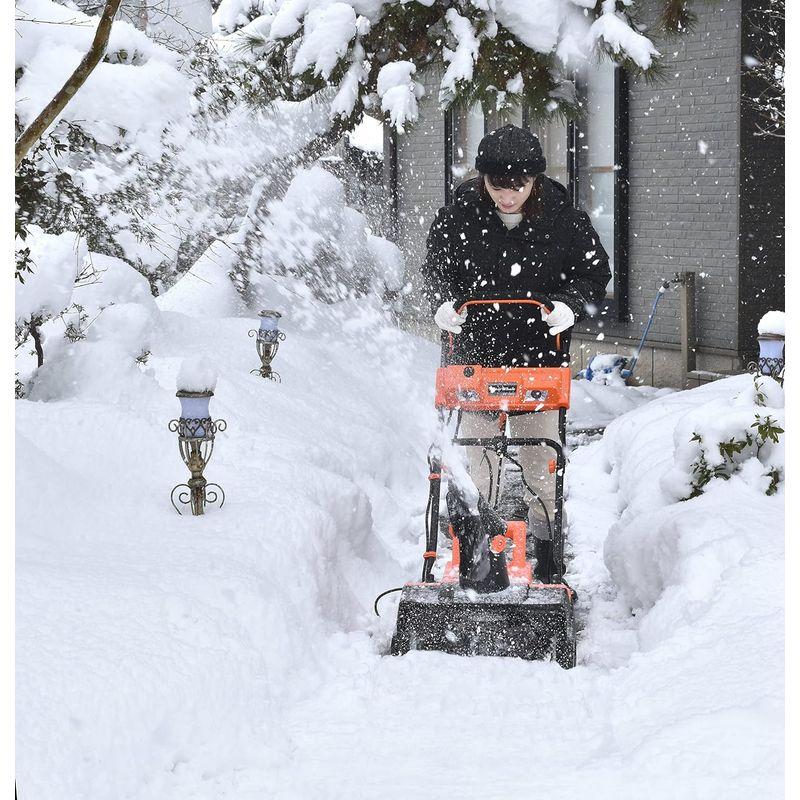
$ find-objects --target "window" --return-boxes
[445,102,486,203]
[522,108,569,189]
[571,62,630,318]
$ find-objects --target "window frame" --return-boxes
[569,65,630,322]
[444,105,490,205]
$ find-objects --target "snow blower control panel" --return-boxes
[435,365,571,412]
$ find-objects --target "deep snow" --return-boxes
[16,279,783,798]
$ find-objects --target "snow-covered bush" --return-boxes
[15,225,87,329]
[16,243,163,398]
[246,165,404,302]
[602,374,785,612]
[62,253,160,343]
[661,374,785,500]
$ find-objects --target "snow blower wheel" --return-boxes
[389,296,577,669]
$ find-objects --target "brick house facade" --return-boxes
[380,0,784,387]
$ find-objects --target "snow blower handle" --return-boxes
[448,295,561,355]
[453,294,556,317]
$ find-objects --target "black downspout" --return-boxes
[388,127,399,241]
[444,108,454,205]
[614,66,630,322]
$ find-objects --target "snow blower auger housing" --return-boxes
[390,297,577,668]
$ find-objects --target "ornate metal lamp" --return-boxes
[249,310,285,381]
[169,389,227,516]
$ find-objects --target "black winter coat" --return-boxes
[422,176,611,368]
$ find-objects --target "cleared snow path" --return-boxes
[17,305,782,799]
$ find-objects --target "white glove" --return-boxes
[540,300,575,336]
[434,301,468,334]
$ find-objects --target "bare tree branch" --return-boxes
[15,0,123,170]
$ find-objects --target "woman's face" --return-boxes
[484,175,534,213]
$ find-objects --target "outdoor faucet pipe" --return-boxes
[621,279,673,379]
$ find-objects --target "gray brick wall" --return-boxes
[587,0,741,354]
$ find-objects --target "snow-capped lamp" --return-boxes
[169,357,227,516]
[249,310,285,381]
[753,310,785,382]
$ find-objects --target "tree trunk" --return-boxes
[15,0,123,169]
[30,318,44,368]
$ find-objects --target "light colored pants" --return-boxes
[457,410,561,531]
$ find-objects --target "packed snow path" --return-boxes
[17,303,782,798]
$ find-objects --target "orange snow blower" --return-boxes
[389,297,577,668]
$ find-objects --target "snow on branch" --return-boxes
[15,0,123,168]
[439,8,480,105]
[290,2,358,80]
[377,60,423,132]
[214,0,687,133]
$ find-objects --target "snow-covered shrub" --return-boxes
[62,253,160,342]
[16,243,164,397]
[15,0,196,291]
[247,165,404,303]
[661,374,785,500]
[603,375,785,609]
[15,0,289,295]
[15,125,125,261]
[15,0,346,306]
[15,226,87,330]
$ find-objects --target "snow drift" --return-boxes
[16,286,784,797]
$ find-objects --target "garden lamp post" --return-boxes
[249,310,285,381]
[169,389,226,516]
[756,333,785,381]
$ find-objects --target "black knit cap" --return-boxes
[474,124,546,176]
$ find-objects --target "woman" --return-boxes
[422,124,611,581]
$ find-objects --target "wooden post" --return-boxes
[679,271,697,383]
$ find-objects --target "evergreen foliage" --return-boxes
[686,376,784,498]
[224,0,707,130]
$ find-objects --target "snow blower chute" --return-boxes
[388,297,576,668]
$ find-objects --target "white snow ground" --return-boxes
[16,296,783,798]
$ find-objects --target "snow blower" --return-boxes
[387,297,576,668]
